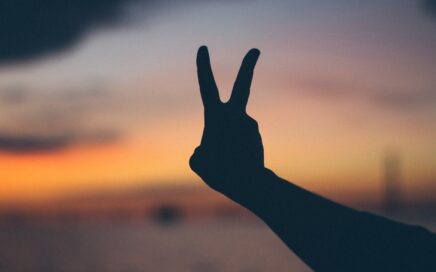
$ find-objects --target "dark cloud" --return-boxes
[0,83,123,153]
[0,0,215,65]
[0,0,142,65]
[424,0,436,17]
[0,134,70,153]
[0,131,119,154]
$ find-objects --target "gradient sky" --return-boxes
[0,0,435,205]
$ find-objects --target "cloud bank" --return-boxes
[0,131,119,154]
[0,0,141,65]
[0,84,122,153]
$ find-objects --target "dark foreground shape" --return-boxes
[190,46,436,272]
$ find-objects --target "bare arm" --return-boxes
[189,46,436,271]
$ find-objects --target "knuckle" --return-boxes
[189,148,201,170]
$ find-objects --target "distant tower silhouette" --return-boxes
[383,151,402,215]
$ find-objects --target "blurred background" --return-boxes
[0,0,435,271]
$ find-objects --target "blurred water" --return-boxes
[0,220,311,272]
[1,218,434,272]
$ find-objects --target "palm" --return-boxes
[190,46,264,200]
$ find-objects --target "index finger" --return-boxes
[196,46,221,110]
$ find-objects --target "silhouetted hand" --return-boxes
[189,46,436,272]
[190,46,264,202]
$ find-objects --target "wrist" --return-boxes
[227,167,283,210]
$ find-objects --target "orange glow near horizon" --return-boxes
[0,1,435,207]
[1,100,435,206]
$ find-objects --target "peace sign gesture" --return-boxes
[190,46,265,201]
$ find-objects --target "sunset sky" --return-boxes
[0,0,435,205]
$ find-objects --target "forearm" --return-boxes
[233,168,436,271]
